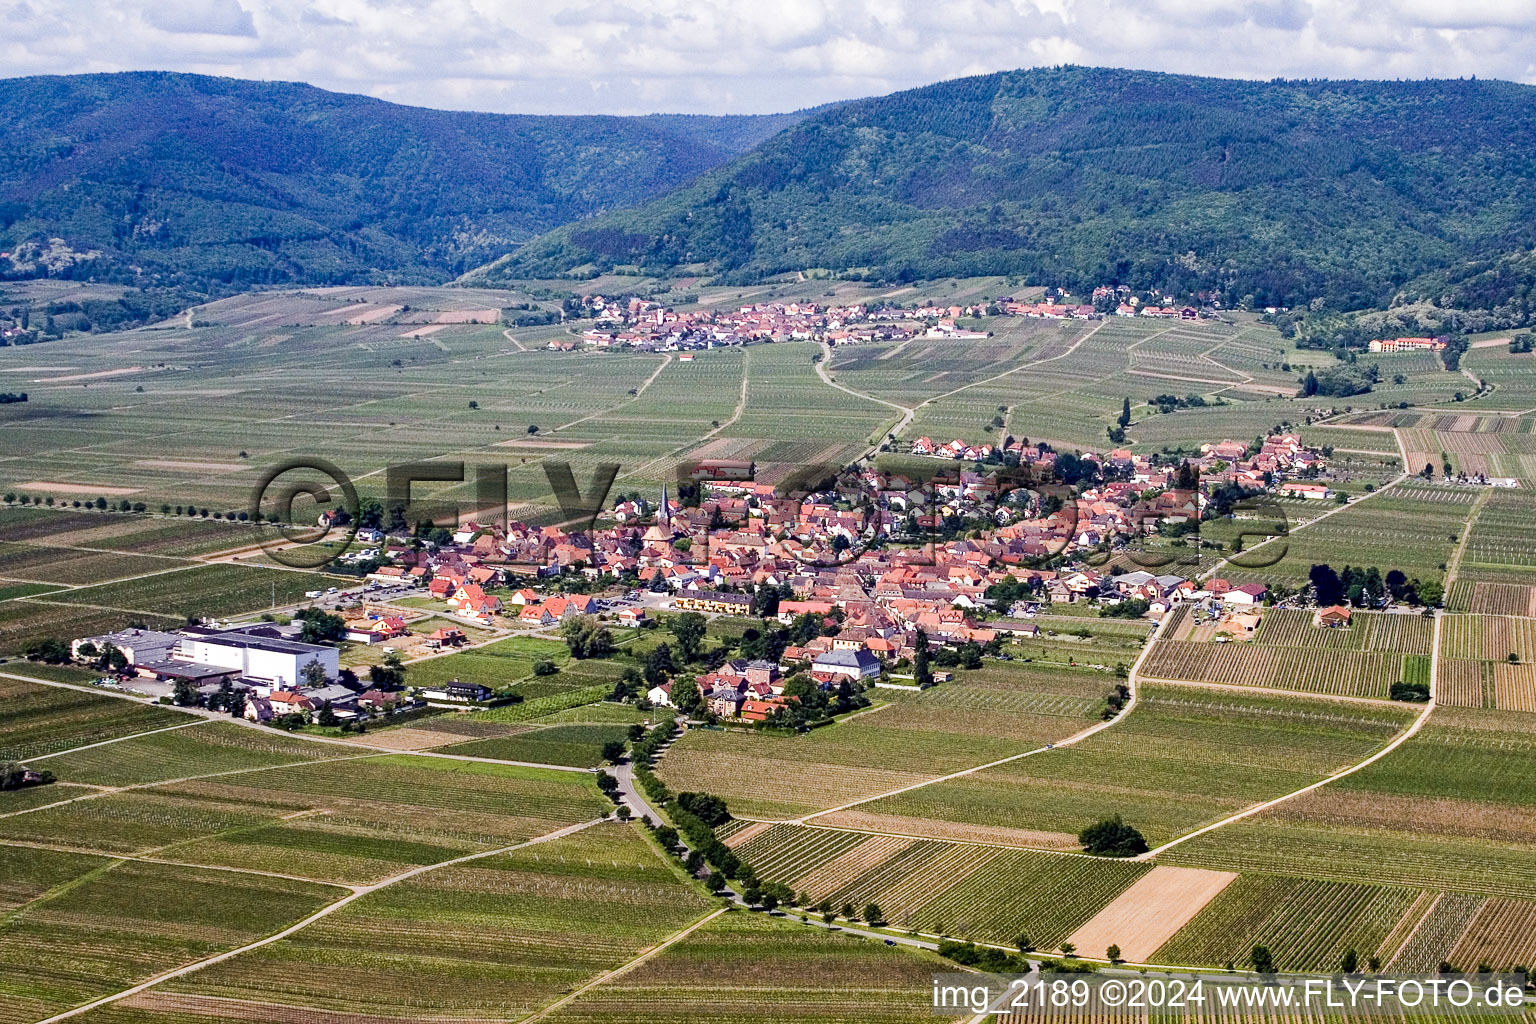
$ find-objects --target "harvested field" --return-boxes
[15,481,140,495]
[1065,865,1238,962]
[133,460,252,473]
[36,366,143,381]
[493,438,593,449]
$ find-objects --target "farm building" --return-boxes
[1315,606,1353,628]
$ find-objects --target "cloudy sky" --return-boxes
[3,0,1534,115]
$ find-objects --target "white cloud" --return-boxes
[142,0,256,37]
[0,0,1533,113]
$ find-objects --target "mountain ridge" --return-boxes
[0,71,811,291]
[483,65,1536,311]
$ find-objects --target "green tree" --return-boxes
[172,677,200,707]
[862,903,884,926]
[1251,945,1276,974]
[670,674,702,716]
[913,628,933,687]
[1342,947,1359,974]
[300,659,329,689]
[1078,815,1148,857]
[669,611,708,662]
[296,609,347,644]
[643,643,675,686]
[562,615,614,659]
[368,650,406,690]
[1107,943,1123,964]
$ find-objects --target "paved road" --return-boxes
[613,738,945,955]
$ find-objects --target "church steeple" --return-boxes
[659,482,670,528]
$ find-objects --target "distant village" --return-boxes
[559,286,1216,351]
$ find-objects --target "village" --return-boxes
[51,430,1374,731]
[559,284,1225,352]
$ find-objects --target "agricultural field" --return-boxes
[0,850,340,1024]
[1437,614,1536,711]
[150,823,713,1021]
[545,908,950,1024]
[1457,490,1536,583]
[0,740,609,885]
[1003,614,1153,670]
[43,562,332,619]
[1153,873,1427,972]
[0,597,180,655]
[0,541,194,586]
[1141,605,1431,699]
[1221,480,1474,590]
[435,722,632,766]
[1460,343,1536,412]
[834,684,1415,849]
[0,507,263,557]
[402,632,572,688]
[0,677,191,761]
[731,822,1148,949]
[23,719,355,786]
[1164,706,1536,901]
[656,660,1115,820]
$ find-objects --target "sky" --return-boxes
[2,0,1535,115]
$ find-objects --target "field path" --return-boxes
[0,746,383,822]
[556,353,672,433]
[29,817,605,1024]
[816,341,914,453]
[1445,487,1491,586]
[794,609,1173,826]
[1137,611,1441,862]
[1200,425,1409,581]
[515,906,729,1023]
[615,347,752,484]
[0,672,594,773]
[25,718,210,761]
[0,836,354,890]
[502,327,528,352]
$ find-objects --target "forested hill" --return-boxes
[484,67,1536,310]
[0,72,807,291]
